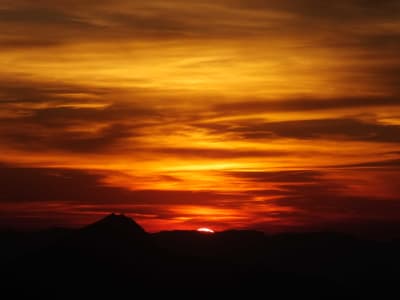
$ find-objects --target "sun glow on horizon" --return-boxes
[197,227,215,233]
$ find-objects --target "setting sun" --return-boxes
[197,228,215,234]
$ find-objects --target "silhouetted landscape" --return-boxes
[2,213,399,297]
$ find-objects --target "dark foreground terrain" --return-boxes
[1,214,400,297]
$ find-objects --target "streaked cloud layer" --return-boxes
[1,0,399,236]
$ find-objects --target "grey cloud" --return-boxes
[339,158,400,168]
[227,170,322,183]
[0,78,165,153]
[0,7,83,24]
[204,118,400,143]
[214,96,400,114]
[232,0,400,21]
[0,0,397,42]
[0,122,135,152]
[0,78,112,105]
[0,38,62,49]
[0,165,246,206]
[25,104,160,127]
[150,147,287,159]
[229,168,400,231]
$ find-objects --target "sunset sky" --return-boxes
[1,0,400,235]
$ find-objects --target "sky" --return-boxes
[1,0,400,236]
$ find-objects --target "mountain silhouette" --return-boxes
[1,214,400,297]
[81,213,147,239]
[66,213,157,261]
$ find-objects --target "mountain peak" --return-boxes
[83,213,147,236]
[103,213,133,223]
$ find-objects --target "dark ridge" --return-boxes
[2,215,400,297]
[83,212,146,232]
[82,213,147,236]
[73,213,154,257]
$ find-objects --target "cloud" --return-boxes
[0,78,167,152]
[21,104,159,128]
[214,96,400,114]
[0,77,112,105]
[0,119,152,153]
[0,165,243,205]
[0,5,103,45]
[201,118,400,143]
[0,38,62,49]
[226,170,321,183]
[0,7,87,25]
[231,0,400,29]
[1,76,398,157]
[339,158,400,168]
[1,0,399,100]
[229,169,345,198]
[228,169,400,234]
[150,147,287,159]
[0,0,398,43]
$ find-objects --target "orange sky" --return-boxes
[1,0,400,236]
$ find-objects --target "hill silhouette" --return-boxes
[83,213,147,236]
[1,214,400,297]
[75,213,154,256]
